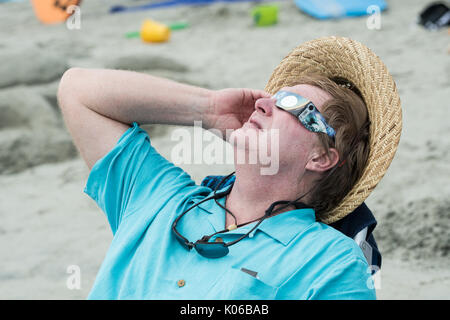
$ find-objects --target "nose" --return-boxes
[255,97,276,117]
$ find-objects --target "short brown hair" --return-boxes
[296,74,370,221]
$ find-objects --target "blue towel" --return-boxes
[294,0,387,19]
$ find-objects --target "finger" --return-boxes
[241,89,270,109]
[250,89,272,100]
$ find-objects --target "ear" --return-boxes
[305,147,340,173]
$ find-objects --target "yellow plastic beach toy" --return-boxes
[140,19,171,43]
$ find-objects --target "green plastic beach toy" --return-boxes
[125,22,189,38]
[169,22,189,30]
[252,4,278,26]
[125,31,141,39]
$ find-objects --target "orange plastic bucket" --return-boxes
[31,0,81,24]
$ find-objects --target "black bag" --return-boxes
[418,2,450,30]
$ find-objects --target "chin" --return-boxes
[229,128,280,172]
[229,127,260,152]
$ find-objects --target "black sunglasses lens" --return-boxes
[195,242,229,258]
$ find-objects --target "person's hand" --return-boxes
[206,88,271,137]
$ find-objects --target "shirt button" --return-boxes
[177,279,185,288]
[215,237,224,243]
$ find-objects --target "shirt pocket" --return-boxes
[205,267,278,300]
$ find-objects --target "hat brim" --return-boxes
[265,36,402,224]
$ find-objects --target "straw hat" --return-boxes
[265,36,402,224]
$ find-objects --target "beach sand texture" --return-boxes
[0,0,449,299]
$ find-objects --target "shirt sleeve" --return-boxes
[305,257,377,300]
[276,237,377,300]
[84,122,195,234]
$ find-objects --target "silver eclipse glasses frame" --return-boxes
[272,91,336,139]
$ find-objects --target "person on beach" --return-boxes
[57,37,401,299]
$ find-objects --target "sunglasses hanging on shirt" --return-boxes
[171,172,310,258]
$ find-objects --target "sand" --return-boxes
[0,0,449,299]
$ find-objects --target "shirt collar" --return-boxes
[194,184,231,214]
[193,186,316,246]
[256,208,316,245]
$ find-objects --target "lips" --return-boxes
[248,118,262,130]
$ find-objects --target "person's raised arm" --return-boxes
[57,67,270,169]
[57,68,214,169]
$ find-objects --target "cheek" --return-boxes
[278,121,316,164]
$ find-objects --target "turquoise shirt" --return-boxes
[85,122,376,300]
